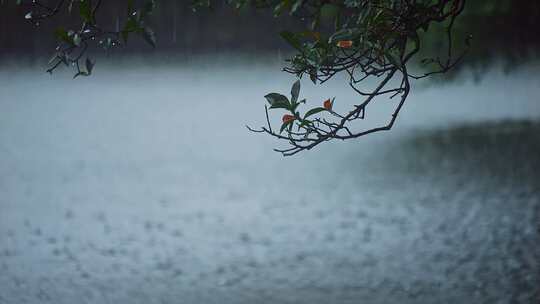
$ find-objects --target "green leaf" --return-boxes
[320,3,340,19]
[269,101,291,110]
[290,80,300,103]
[329,28,357,43]
[280,31,302,51]
[309,70,317,84]
[298,119,312,129]
[273,1,288,17]
[141,27,156,48]
[280,120,293,134]
[264,93,290,110]
[143,0,156,16]
[79,0,93,23]
[54,27,73,44]
[290,0,303,15]
[304,107,326,119]
[73,34,82,46]
[311,14,320,30]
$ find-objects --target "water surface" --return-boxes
[0,59,539,303]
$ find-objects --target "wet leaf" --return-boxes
[280,31,302,51]
[280,120,293,134]
[141,27,156,48]
[73,34,82,46]
[290,0,303,15]
[79,0,93,23]
[290,80,300,103]
[265,93,290,110]
[304,107,326,119]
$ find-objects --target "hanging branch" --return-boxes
[19,0,156,77]
[245,0,469,156]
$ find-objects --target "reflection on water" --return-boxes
[0,61,539,304]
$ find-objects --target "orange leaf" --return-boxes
[323,99,333,110]
[282,114,295,124]
[336,40,353,48]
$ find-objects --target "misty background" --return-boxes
[1,1,539,304]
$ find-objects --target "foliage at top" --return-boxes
[14,0,468,156]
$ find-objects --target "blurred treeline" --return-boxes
[420,0,540,76]
[0,0,301,59]
[1,0,539,70]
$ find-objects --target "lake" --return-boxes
[0,58,539,303]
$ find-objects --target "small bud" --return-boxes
[323,99,333,111]
[282,114,295,124]
[336,40,353,48]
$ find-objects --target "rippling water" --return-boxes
[0,59,539,303]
